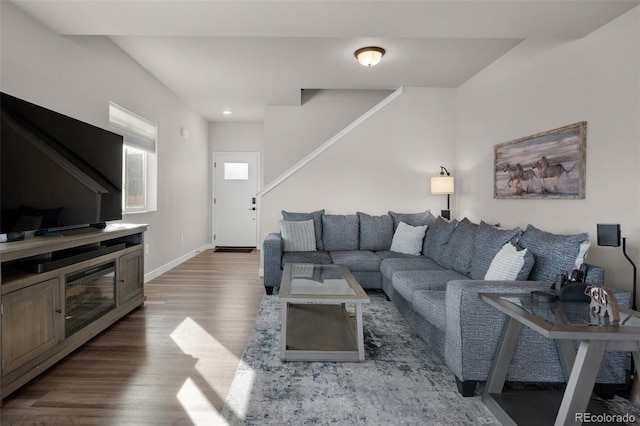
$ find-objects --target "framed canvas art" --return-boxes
[494,122,586,199]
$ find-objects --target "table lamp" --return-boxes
[431,166,454,220]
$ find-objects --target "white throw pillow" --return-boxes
[574,241,591,269]
[484,242,528,280]
[280,219,317,252]
[390,221,428,256]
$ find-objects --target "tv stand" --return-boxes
[0,223,147,406]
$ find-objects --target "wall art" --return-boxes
[494,122,586,199]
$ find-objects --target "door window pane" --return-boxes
[224,163,249,180]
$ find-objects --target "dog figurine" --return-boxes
[584,285,620,322]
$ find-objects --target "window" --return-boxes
[224,162,249,180]
[109,102,157,213]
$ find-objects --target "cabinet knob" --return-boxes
[56,309,62,313]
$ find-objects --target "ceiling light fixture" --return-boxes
[354,46,385,67]
[222,110,232,115]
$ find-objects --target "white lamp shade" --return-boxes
[431,175,454,194]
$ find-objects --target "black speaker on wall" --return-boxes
[597,224,621,247]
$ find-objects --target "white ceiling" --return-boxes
[11,0,640,122]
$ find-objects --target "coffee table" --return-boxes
[278,263,370,362]
[481,293,640,426]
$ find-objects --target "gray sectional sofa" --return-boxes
[263,210,630,397]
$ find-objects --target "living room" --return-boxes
[2,1,638,290]
[1,0,640,423]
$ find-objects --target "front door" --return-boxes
[213,152,259,247]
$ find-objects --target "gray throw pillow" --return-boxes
[470,221,523,280]
[280,219,317,252]
[388,210,436,230]
[519,224,589,281]
[390,221,428,256]
[282,209,324,250]
[357,212,393,251]
[440,218,479,276]
[322,214,359,251]
[422,217,458,265]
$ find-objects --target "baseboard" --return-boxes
[144,243,213,283]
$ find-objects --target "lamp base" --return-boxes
[441,209,450,220]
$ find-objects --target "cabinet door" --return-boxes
[2,278,62,375]
[118,250,143,305]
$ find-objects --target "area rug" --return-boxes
[220,292,501,425]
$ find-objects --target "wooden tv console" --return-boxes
[0,223,147,406]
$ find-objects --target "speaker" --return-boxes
[597,224,621,247]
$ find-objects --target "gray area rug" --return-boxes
[221,292,500,425]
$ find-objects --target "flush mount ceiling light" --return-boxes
[354,46,385,67]
[222,110,232,115]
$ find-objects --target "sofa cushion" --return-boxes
[282,251,332,265]
[440,218,479,276]
[376,251,423,260]
[392,269,467,304]
[422,217,458,265]
[282,209,325,250]
[322,214,359,251]
[330,250,382,272]
[280,219,317,252]
[413,290,448,334]
[470,222,522,280]
[519,224,590,281]
[390,221,428,256]
[388,210,436,230]
[357,212,393,251]
[484,242,535,281]
[380,257,444,280]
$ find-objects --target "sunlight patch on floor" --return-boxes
[171,316,255,423]
[177,377,221,425]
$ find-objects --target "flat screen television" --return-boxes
[1,92,123,237]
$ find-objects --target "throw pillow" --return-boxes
[388,210,436,230]
[357,212,394,251]
[440,218,479,276]
[484,242,535,281]
[322,214,359,251]
[422,217,458,265]
[280,219,317,252]
[390,221,428,256]
[519,224,590,281]
[282,209,325,250]
[470,221,523,280]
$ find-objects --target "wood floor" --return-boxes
[0,250,265,425]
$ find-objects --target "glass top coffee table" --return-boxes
[278,263,370,362]
[482,293,640,426]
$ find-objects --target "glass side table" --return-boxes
[481,293,640,426]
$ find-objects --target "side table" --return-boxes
[481,293,640,426]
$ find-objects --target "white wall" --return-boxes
[210,122,264,153]
[260,87,457,244]
[264,89,392,182]
[456,8,640,295]
[1,3,211,276]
